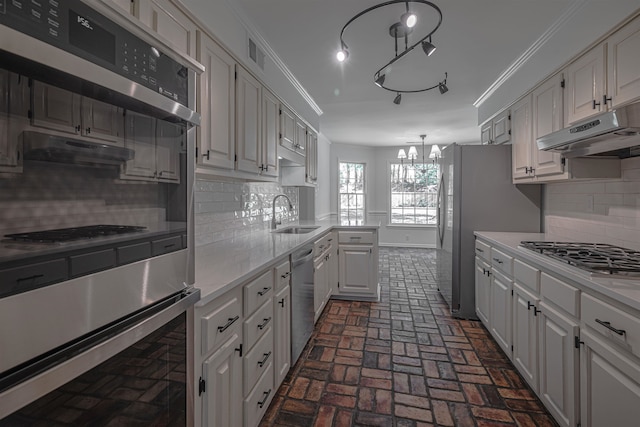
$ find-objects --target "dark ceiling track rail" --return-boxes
[337,0,448,97]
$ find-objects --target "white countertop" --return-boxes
[194,220,380,307]
[475,231,640,313]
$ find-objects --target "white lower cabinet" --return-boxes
[475,257,491,325]
[274,285,291,387]
[512,283,539,392]
[580,329,640,427]
[490,270,513,358]
[538,301,579,427]
[336,230,379,300]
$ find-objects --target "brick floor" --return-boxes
[260,247,558,427]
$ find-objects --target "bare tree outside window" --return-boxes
[339,162,365,224]
[390,163,439,224]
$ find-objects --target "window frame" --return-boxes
[337,159,367,225]
[387,160,439,227]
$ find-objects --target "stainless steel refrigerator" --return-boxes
[436,143,541,319]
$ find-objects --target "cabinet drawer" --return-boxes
[314,233,331,257]
[244,299,273,351]
[475,240,491,262]
[274,260,291,292]
[540,272,579,317]
[582,293,640,358]
[70,249,116,277]
[338,230,374,245]
[244,327,274,395]
[491,248,513,277]
[151,235,182,256]
[244,270,274,315]
[0,259,68,297]
[514,259,540,293]
[244,363,274,427]
[201,288,242,356]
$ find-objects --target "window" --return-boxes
[390,162,439,225]
[339,162,365,224]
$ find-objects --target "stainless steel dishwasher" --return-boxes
[290,244,315,364]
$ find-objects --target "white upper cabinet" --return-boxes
[564,43,606,125]
[511,94,534,181]
[480,109,510,145]
[138,0,197,58]
[531,73,565,178]
[279,105,297,153]
[235,66,262,174]
[197,31,236,171]
[261,87,279,177]
[607,15,640,108]
[295,118,307,157]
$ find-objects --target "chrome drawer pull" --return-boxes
[257,351,272,367]
[258,317,272,330]
[595,319,626,336]
[281,272,290,279]
[218,315,240,333]
[257,389,272,408]
[492,257,503,264]
[257,286,272,296]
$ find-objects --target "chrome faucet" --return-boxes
[271,194,293,230]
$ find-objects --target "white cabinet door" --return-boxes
[313,255,328,321]
[32,82,80,135]
[155,119,182,182]
[532,74,564,178]
[327,236,339,296]
[480,121,492,145]
[490,271,512,358]
[492,109,511,144]
[565,44,606,125]
[197,32,235,170]
[511,94,534,181]
[279,104,296,152]
[512,283,539,392]
[202,333,243,427]
[138,0,197,58]
[273,285,291,388]
[294,119,307,157]
[306,129,317,183]
[607,15,640,108]
[538,301,579,427]
[338,244,374,295]
[81,98,123,145]
[580,329,640,427]
[123,111,156,178]
[235,67,261,174]
[475,258,491,326]
[261,87,279,177]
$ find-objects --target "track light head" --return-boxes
[439,82,448,94]
[375,73,386,87]
[401,11,417,28]
[393,93,402,105]
[336,48,349,62]
[422,39,436,57]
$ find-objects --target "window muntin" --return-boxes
[339,162,365,224]
[390,162,439,225]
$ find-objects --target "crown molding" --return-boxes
[473,0,587,108]
[224,0,323,116]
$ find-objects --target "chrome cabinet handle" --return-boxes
[281,272,290,279]
[596,318,626,336]
[258,317,272,330]
[257,286,272,296]
[257,351,272,367]
[218,316,239,333]
[257,389,272,408]
[492,257,503,264]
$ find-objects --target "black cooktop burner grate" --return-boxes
[5,225,147,243]
[520,241,640,277]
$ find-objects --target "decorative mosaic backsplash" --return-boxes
[194,179,298,246]
[544,157,640,250]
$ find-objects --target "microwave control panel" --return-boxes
[0,0,189,107]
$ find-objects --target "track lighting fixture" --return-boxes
[336,1,449,104]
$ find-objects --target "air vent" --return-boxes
[248,37,265,71]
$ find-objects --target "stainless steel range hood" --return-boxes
[537,102,640,158]
[23,131,134,166]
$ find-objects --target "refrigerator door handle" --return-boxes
[436,173,445,247]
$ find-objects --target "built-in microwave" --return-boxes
[0,0,202,420]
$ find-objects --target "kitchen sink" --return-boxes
[273,226,320,234]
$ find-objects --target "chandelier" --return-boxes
[397,135,440,167]
[336,1,449,104]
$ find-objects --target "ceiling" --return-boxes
[233,0,606,147]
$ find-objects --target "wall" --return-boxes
[194,179,298,246]
[544,157,640,250]
[329,143,437,248]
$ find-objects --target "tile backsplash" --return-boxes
[194,179,298,246]
[544,157,640,250]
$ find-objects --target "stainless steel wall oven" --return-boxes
[0,0,202,423]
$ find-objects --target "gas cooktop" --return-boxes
[520,241,640,278]
[4,225,147,243]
